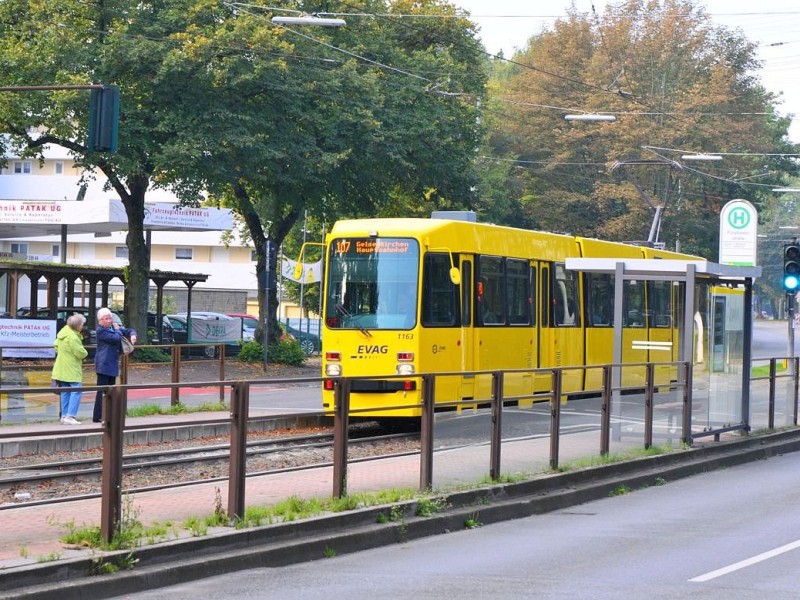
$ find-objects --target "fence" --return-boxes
[2,355,797,542]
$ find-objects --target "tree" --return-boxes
[160,0,487,342]
[482,0,799,257]
[0,0,233,336]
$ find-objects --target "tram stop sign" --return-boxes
[719,199,757,267]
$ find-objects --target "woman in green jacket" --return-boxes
[52,313,88,425]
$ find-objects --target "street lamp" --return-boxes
[772,188,800,193]
[564,114,616,122]
[272,15,346,27]
[680,153,723,161]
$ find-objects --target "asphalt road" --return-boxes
[112,449,800,600]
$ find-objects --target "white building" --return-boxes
[0,145,261,314]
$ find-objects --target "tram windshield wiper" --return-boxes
[336,303,371,337]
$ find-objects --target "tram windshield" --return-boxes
[325,237,420,330]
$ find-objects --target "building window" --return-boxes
[13,161,31,174]
[52,244,61,259]
[115,246,129,259]
[55,162,64,174]
[11,243,28,255]
[175,248,193,260]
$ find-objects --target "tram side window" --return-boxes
[648,281,672,328]
[506,259,531,325]
[478,256,504,325]
[422,253,458,327]
[585,273,613,327]
[551,263,580,327]
[623,280,646,328]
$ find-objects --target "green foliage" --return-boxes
[415,496,448,517]
[464,513,482,529]
[126,401,226,417]
[238,339,305,366]
[609,485,632,497]
[237,340,265,363]
[130,347,171,363]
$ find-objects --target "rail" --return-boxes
[2,355,798,542]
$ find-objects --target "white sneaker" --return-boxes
[64,416,81,425]
[60,417,68,425]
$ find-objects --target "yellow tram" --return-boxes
[320,213,699,418]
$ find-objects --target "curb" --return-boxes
[3,429,800,599]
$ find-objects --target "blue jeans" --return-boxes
[59,382,83,418]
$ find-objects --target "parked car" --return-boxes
[282,322,321,356]
[146,312,174,344]
[166,313,240,358]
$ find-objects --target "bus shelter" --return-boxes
[565,258,762,444]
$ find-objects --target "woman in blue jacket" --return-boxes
[93,307,137,423]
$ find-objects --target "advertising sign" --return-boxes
[188,317,242,344]
[0,319,57,358]
[719,199,758,266]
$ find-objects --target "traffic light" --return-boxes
[784,244,800,292]
[87,85,120,152]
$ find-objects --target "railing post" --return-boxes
[489,371,504,481]
[171,344,181,406]
[549,369,562,471]
[419,374,435,491]
[600,365,611,455]
[332,378,350,498]
[768,358,776,429]
[219,345,226,403]
[228,380,249,521]
[120,353,128,385]
[100,385,126,543]
[644,363,655,449]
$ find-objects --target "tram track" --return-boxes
[0,428,420,508]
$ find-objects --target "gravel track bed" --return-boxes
[2,427,420,504]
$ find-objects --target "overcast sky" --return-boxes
[454,1,800,142]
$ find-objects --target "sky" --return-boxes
[454,1,800,142]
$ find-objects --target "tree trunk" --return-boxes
[121,176,151,338]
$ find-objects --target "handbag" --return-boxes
[51,379,60,395]
[120,335,135,355]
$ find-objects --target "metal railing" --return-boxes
[1,356,798,542]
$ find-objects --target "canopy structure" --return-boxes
[565,257,762,444]
[0,260,208,334]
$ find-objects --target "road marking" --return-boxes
[689,539,800,582]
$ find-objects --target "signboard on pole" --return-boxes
[0,319,56,358]
[719,199,758,266]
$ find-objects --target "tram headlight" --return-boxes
[396,363,415,376]
[325,363,342,376]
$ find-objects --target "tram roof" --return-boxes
[565,258,761,280]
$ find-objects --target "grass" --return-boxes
[47,440,690,562]
[751,362,787,378]
[126,401,227,417]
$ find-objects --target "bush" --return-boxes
[237,339,305,366]
[237,340,264,363]
[129,347,171,363]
